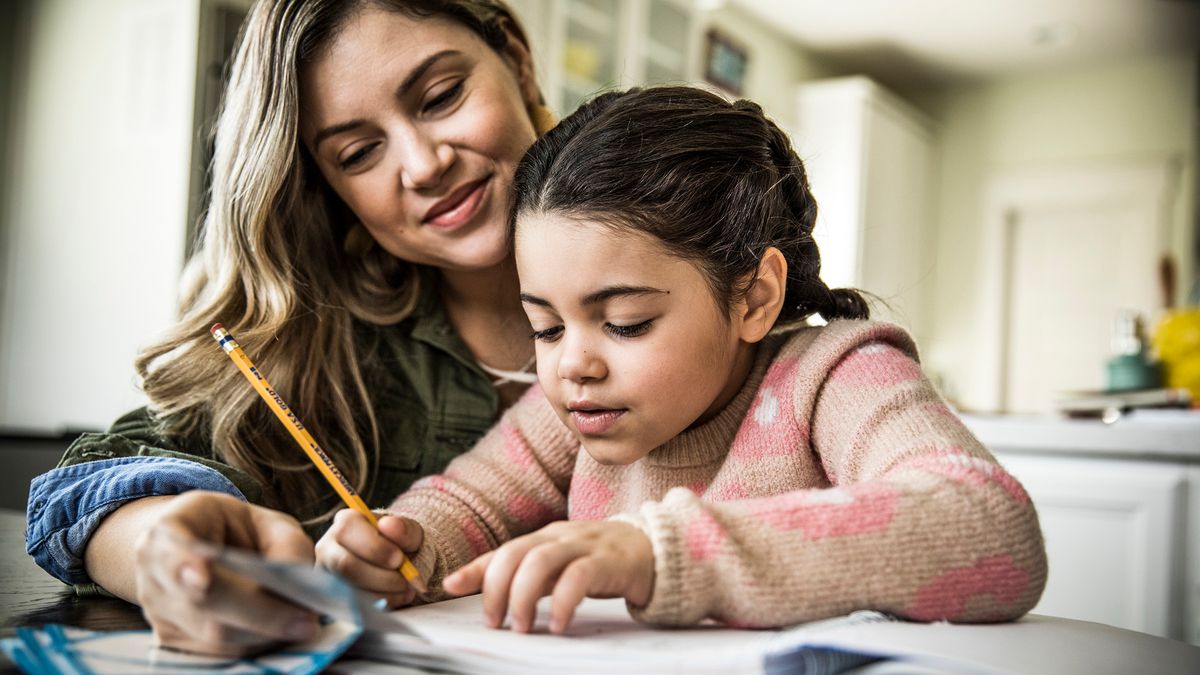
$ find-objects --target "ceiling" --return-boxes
[726,0,1200,90]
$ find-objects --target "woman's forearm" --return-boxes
[83,495,176,602]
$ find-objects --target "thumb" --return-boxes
[377,514,424,553]
[250,505,315,564]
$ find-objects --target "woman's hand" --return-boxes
[89,491,320,657]
[315,509,425,608]
[442,520,654,634]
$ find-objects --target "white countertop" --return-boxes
[960,409,1200,462]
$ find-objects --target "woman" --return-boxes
[25,0,553,656]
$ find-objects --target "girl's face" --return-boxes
[516,213,756,465]
[300,8,539,271]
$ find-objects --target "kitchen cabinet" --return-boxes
[963,412,1200,645]
[791,76,935,345]
[514,0,701,115]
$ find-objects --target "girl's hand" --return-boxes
[314,509,425,608]
[442,520,654,634]
[125,491,319,657]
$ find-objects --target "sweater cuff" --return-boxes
[609,489,714,626]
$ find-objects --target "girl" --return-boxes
[316,86,1048,633]
[26,0,555,656]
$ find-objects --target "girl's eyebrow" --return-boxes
[520,286,667,308]
[311,49,463,150]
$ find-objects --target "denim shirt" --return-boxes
[27,276,501,586]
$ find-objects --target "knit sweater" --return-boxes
[386,320,1048,628]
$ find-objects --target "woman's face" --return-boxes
[299,7,539,271]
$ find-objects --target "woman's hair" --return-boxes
[511,86,868,327]
[135,0,536,524]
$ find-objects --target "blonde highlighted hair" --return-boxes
[135,0,536,524]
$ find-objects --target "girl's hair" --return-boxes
[135,0,537,525]
[511,86,868,326]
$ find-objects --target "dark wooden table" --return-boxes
[0,509,147,673]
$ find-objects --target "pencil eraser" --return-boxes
[211,323,224,335]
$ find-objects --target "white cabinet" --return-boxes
[964,413,1200,645]
[792,76,935,345]
[515,0,701,115]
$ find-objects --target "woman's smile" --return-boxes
[424,176,491,230]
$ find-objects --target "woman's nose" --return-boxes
[398,133,454,190]
[557,335,606,383]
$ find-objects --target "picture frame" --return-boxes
[703,29,748,95]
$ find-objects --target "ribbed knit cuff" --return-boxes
[609,489,714,626]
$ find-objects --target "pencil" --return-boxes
[209,323,427,594]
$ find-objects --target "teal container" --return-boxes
[1106,353,1163,392]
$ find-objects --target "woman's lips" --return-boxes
[424,177,489,230]
[569,409,626,435]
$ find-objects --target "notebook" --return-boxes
[5,548,1198,675]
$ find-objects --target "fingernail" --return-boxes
[287,618,315,640]
[550,618,563,633]
[179,564,205,592]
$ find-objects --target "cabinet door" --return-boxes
[996,453,1189,640]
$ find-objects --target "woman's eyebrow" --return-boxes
[311,49,463,149]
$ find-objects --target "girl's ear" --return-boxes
[737,247,787,343]
[497,18,543,110]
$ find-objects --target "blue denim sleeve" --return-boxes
[25,456,246,585]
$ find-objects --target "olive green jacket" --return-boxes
[27,276,503,586]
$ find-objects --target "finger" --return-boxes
[136,521,216,601]
[328,509,404,568]
[377,515,424,553]
[508,542,576,633]
[251,506,315,564]
[443,553,492,597]
[481,538,544,629]
[316,539,411,595]
[549,558,596,634]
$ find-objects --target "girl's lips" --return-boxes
[570,409,626,435]
[424,178,489,230]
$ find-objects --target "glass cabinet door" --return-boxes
[644,0,691,85]
[561,0,621,113]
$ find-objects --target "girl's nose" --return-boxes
[398,134,455,190]
[557,335,606,383]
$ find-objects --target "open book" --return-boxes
[5,548,1197,675]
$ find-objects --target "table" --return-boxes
[0,510,146,673]
[2,508,1198,675]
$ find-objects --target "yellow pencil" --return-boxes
[209,323,427,594]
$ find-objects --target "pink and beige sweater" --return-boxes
[386,320,1047,628]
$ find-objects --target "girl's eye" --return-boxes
[530,326,563,342]
[339,142,379,170]
[605,320,652,339]
[424,81,464,113]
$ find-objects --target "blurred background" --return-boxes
[0,0,1197,645]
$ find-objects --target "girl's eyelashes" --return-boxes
[424,80,464,113]
[530,326,563,342]
[530,320,654,343]
[605,320,653,339]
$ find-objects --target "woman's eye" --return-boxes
[339,143,378,170]
[605,320,652,339]
[424,81,464,113]
[530,326,563,342]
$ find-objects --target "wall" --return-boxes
[916,54,1198,410]
[0,0,200,432]
[700,4,835,128]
